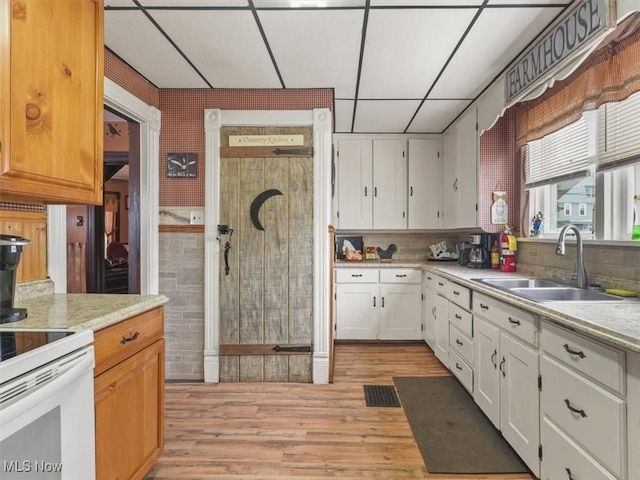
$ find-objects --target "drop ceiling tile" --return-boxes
[259,9,363,97]
[104,10,209,88]
[371,0,483,5]
[105,0,136,6]
[353,100,421,133]
[429,6,564,99]
[139,0,249,6]
[359,8,477,99]
[254,0,365,7]
[334,100,355,133]
[406,99,472,133]
[149,10,281,88]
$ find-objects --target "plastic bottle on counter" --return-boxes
[632,194,640,240]
[491,240,500,269]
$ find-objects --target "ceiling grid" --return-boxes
[104,0,571,133]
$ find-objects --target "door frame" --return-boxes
[48,78,161,295]
[203,109,332,384]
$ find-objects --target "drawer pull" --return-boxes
[395,274,407,278]
[508,317,521,326]
[499,356,506,377]
[564,399,587,418]
[373,296,376,307]
[120,332,140,344]
[351,274,363,277]
[438,282,444,287]
[453,290,460,296]
[454,314,462,320]
[427,276,432,280]
[565,468,575,480]
[491,349,497,369]
[431,306,436,318]
[381,297,385,308]
[480,303,489,310]
[563,343,586,359]
[455,363,463,371]
[456,339,463,346]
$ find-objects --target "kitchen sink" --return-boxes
[472,277,623,303]
[509,287,622,303]
[472,278,562,289]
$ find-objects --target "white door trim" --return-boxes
[203,109,332,384]
[49,78,161,295]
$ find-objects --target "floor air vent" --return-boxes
[363,385,401,407]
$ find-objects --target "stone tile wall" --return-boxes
[159,232,205,380]
[516,241,640,292]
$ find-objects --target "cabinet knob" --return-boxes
[26,104,42,121]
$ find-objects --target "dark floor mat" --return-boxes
[393,376,529,474]
[363,384,401,407]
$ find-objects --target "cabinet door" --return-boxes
[408,139,440,229]
[373,139,406,229]
[95,339,165,480]
[335,139,373,229]
[456,108,478,228]
[432,293,450,365]
[441,129,458,229]
[500,333,540,477]
[423,286,437,348]
[474,317,500,428]
[1,0,104,204]
[379,283,422,340]
[335,283,378,339]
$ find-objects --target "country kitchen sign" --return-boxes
[228,135,304,147]
[505,0,615,103]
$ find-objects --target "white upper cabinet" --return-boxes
[372,139,407,229]
[441,107,479,229]
[408,139,440,229]
[334,139,373,229]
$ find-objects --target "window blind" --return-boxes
[525,113,591,187]
[597,90,640,170]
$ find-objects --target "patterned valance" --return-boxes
[515,11,640,149]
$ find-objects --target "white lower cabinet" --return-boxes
[474,300,540,477]
[540,321,627,480]
[335,268,421,340]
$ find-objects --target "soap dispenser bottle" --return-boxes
[633,194,640,240]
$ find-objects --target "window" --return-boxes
[527,91,640,241]
[579,203,587,216]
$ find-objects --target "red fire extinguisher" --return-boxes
[500,225,517,273]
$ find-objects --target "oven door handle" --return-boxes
[0,348,94,428]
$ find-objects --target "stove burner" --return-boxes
[0,331,74,362]
[0,307,28,324]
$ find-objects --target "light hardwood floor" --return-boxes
[144,343,536,480]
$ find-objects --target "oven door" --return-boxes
[0,346,95,479]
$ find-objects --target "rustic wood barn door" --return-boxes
[218,127,313,382]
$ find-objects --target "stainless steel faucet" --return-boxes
[555,224,588,289]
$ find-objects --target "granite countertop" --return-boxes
[422,263,640,354]
[0,294,169,331]
[335,260,423,268]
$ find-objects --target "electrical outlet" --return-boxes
[190,211,204,225]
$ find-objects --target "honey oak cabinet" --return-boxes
[0,0,104,204]
[94,307,165,480]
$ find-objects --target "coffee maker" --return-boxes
[467,233,496,269]
[1,234,31,323]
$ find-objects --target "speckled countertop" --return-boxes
[422,263,640,354]
[0,294,169,331]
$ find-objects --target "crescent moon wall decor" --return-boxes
[250,189,283,231]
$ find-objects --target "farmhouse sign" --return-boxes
[505,0,613,103]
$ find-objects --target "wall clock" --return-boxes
[167,152,197,178]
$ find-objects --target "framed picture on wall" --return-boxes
[336,236,363,261]
[167,152,197,178]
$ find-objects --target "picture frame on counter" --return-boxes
[336,236,363,261]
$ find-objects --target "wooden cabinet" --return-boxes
[540,321,627,480]
[333,138,407,230]
[441,108,478,229]
[0,0,104,204]
[408,139,440,229]
[94,307,165,480]
[473,297,540,477]
[335,268,421,340]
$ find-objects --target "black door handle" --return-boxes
[564,399,587,417]
[563,343,586,358]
